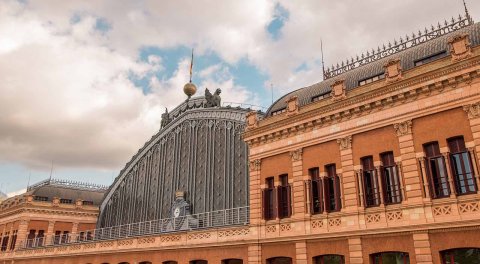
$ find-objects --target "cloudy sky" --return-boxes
[1,0,479,196]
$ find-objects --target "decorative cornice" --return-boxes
[337,136,352,151]
[249,159,261,171]
[244,56,480,146]
[463,102,480,119]
[289,148,303,161]
[393,120,413,136]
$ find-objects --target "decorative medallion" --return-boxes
[448,33,472,61]
[393,120,412,136]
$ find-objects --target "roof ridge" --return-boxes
[323,14,473,80]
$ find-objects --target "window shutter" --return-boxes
[262,188,267,219]
[323,177,329,212]
[334,174,342,211]
[306,180,313,214]
[286,184,292,217]
[379,166,387,204]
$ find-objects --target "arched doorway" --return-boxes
[222,259,243,264]
[371,252,409,264]
[266,257,292,264]
[313,254,345,264]
[441,248,480,264]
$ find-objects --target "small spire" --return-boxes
[189,48,194,83]
[321,39,326,80]
[463,0,473,23]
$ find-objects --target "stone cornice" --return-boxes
[244,55,480,147]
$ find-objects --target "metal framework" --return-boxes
[19,206,249,249]
[323,15,473,80]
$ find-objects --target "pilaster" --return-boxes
[45,221,55,245]
[16,219,29,248]
[249,159,262,225]
[248,244,261,264]
[394,120,424,202]
[337,136,358,210]
[295,241,308,264]
[413,232,433,264]
[290,148,306,218]
[348,237,363,264]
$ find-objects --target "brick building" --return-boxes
[1,11,480,264]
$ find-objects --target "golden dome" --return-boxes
[183,82,197,98]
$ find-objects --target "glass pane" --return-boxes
[443,248,480,264]
[373,252,409,264]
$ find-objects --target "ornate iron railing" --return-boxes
[19,206,249,249]
[27,178,108,192]
[323,14,473,80]
[222,102,267,112]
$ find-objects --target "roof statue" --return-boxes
[205,88,222,107]
[160,108,171,128]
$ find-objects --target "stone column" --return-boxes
[394,120,424,202]
[417,156,431,199]
[16,219,29,249]
[249,159,262,225]
[290,148,306,218]
[375,166,385,206]
[295,241,308,264]
[337,136,358,210]
[248,244,261,264]
[45,221,55,245]
[413,232,433,264]
[467,147,480,192]
[348,237,363,264]
[464,102,480,192]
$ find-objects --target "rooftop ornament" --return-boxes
[323,14,474,80]
[27,178,109,192]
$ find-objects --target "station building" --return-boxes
[1,10,480,264]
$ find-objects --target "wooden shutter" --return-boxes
[323,177,329,212]
[286,184,292,217]
[334,174,342,211]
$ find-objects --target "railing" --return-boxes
[323,14,473,80]
[19,206,249,249]
[222,102,267,112]
[27,178,108,192]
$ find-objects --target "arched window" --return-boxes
[190,260,208,264]
[222,259,243,264]
[163,262,178,264]
[118,262,130,264]
[371,252,409,264]
[267,257,292,264]
[139,262,152,264]
[441,248,480,264]
[313,254,345,264]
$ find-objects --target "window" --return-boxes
[414,50,447,66]
[82,200,94,206]
[277,174,291,219]
[27,230,36,247]
[312,92,331,102]
[267,257,292,264]
[54,230,61,245]
[222,259,243,264]
[61,231,69,244]
[380,152,402,204]
[309,168,323,214]
[60,199,73,204]
[1,232,9,251]
[424,142,450,198]
[139,262,152,264]
[271,108,287,116]
[441,248,480,264]
[362,156,380,207]
[9,230,17,251]
[325,164,342,212]
[448,137,477,195]
[263,177,276,220]
[33,196,49,202]
[371,252,410,264]
[358,73,385,86]
[36,230,45,246]
[313,255,345,264]
[163,261,178,264]
[190,261,208,264]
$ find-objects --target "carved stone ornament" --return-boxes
[249,159,261,171]
[330,79,346,101]
[448,33,472,61]
[245,111,259,130]
[286,96,299,115]
[290,148,303,161]
[393,120,412,136]
[205,88,222,107]
[384,58,402,83]
[337,135,352,150]
[463,102,480,119]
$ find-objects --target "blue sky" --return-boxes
[1,0,479,196]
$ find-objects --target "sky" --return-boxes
[1,0,479,197]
